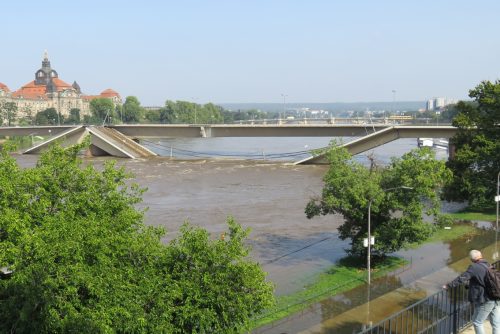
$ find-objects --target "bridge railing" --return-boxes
[357,261,500,334]
[233,117,451,126]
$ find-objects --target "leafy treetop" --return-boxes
[444,80,500,208]
[306,145,451,258]
[0,142,274,333]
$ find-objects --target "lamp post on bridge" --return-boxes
[392,89,396,115]
[281,93,287,122]
[366,186,413,285]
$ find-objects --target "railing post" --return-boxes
[452,286,458,334]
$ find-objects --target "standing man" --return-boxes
[445,250,500,334]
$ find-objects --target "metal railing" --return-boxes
[358,261,500,334]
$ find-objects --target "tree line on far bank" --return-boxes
[1,95,463,127]
[0,98,272,126]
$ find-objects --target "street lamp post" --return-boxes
[366,186,413,285]
[367,199,373,285]
[496,171,500,232]
[281,94,287,121]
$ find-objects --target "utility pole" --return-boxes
[392,90,396,116]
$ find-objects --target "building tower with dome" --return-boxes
[0,51,122,124]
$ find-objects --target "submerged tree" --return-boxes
[305,145,451,258]
[0,142,274,333]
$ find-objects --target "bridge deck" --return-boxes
[109,124,456,139]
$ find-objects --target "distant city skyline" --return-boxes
[2,0,499,105]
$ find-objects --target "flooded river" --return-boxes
[13,138,482,334]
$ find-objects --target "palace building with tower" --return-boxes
[0,51,121,123]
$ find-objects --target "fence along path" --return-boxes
[355,259,500,334]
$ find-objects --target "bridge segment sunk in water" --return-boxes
[0,124,457,164]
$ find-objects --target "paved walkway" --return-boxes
[461,321,492,333]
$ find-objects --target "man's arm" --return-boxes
[446,265,474,288]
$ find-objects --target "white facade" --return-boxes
[426,97,456,111]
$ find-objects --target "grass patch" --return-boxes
[426,224,478,243]
[448,208,496,222]
[406,223,478,250]
[250,256,406,329]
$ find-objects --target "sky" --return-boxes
[2,0,500,105]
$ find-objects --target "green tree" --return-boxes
[90,98,114,124]
[115,104,123,123]
[305,145,451,257]
[159,100,224,124]
[122,96,143,123]
[438,104,460,123]
[35,107,60,125]
[20,105,34,125]
[64,108,81,124]
[165,219,274,333]
[160,100,196,124]
[144,109,160,123]
[222,109,269,123]
[0,143,274,333]
[444,80,500,208]
[0,102,18,126]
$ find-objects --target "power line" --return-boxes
[261,236,334,266]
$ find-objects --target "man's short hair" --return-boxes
[469,250,482,261]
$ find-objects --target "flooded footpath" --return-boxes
[256,222,498,334]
